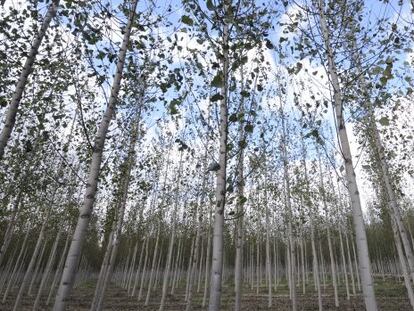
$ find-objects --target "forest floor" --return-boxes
[1,278,411,310]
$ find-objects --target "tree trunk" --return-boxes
[339,228,350,300]
[159,155,184,311]
[327,227,339,307]
[13,215,48,311]
[33,229,62,310]
[0,0,60,160]
[234,108,245,311]
[131,237,146,297]
[202,208,212,307]
[391,216,414,309]
[208,1,230,309]
[2,229,30,303]
[46,230,71,306]
[281,110,297,311]
[317,1,377,309]
[138,235,150,301]
[94,110,142,311]
[145,228,160,305]
[28,238,48,296]
[0,192,23,267]
[52,2,138,309]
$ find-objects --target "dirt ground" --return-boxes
[1,278,411,310]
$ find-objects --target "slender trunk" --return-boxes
[0,246,16,292]
[0,192,22,267]
[186,205,202,311]
[281,110,297,311]
[348,9,414,284]
[53,3,138,309]
[171,237,182,295]
[2,229,30,303]
[13,216,48,311]
[90,229,114,311]
[392,217,414,309]
[138,235,149,301]
[132,237,147,297]
[94,111,142,311]
[256,239,260,296]
[159,155,184,311]
[300,236,305,295]
[185,237,196,301]
[311,225,322,311]
[339,229,350,300]
[28,238,48,296]
[145,228,160,305]
[208,4,230,309]
[202,208,212,307]
[327,227,339,307]
[46,231,71,306]
[33,229,62,310]
[351,234,361,291]
[345,228,356,296]
[197,236,204,293]
[317,1,377,309]
[234,117,245,311]
[0,0,60,160]
[265,194,272,307]
[126,242,138,294]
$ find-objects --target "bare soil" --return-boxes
[0,278,411,310]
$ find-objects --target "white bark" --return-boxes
[234,112,245,311]
[0,0,60,160]
[138,235,150,301]
[131,237,147,296]
[52,2,138,309]
[339,229,350,300]
[94,112,142,310]
[0,192,22,267]
[28,238,48,296]
[126,242,138,293]
[202,208,212,307]
[317,1,377,309]
[208,6,229,309]
[145,228,160,305]
[2,228,30,303]
[33,229,62,310]
[47,231,71,306]
[281,111,297,311]
[159,155,184,311]
[344,230,356,295]
[327,227,339,307]
[392,217,414,309]
[13,215,48,311]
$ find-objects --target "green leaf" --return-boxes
[294,62,303,75]
[211,93,224,102]
[181,15,194,26]
[0,96,7,107]
[211,74,223,88]
[238,140,247,149]
[238,196,248,205]
[206,0,214,10]
[378,117,390,126]
[245,124,254,133]
[229,114,238,122]
[265,39,274,49]
[240,90,250,97]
